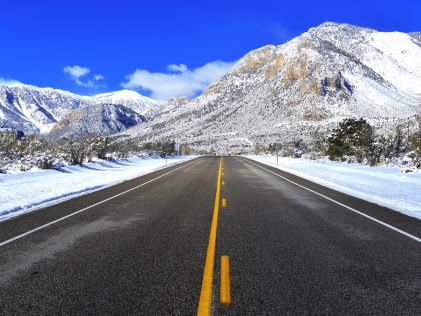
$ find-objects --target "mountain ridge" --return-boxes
[0,85,162,134]
[118,22,421,152]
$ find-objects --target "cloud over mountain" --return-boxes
[63,65,105,88]
[121,60,235,100]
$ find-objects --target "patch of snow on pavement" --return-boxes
[247,155,421,220]
[0,156,197,222]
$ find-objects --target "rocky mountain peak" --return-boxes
[120,23,421,152]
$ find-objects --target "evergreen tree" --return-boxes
[328,118,375,163]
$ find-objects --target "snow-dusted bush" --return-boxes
[140,141,176,157]
[409,115,421,168]
[34,153,65,169]
[86,136,110,160]
[58,138,89,166]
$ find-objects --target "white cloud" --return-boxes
[64,65,90,78]
[167,64,188,73]
[0,77,23,87]
[191,61,235,83]
[63,65,105,88]
[121,60,235,100]
[94,74,105,81]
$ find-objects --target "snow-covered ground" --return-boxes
[0,156,196,222]
[247,155,421,220]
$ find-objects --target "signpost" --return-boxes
[175,137,181,158]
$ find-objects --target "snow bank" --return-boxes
[247,155,421,220]
[0,156,196,222]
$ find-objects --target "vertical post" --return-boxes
[175,137,180,159]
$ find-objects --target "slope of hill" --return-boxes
[48,103,145,139]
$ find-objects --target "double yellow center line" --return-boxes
[197,157,228,316]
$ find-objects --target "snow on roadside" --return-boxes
[247,155,421,220]
[0,156,197,222]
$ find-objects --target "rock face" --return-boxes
[121,22,421,152]
[0,85,162,133]
[49,103,145,139]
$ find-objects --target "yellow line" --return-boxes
[222,198,227,208]
[220,256,231,304]
[197,157,223,316]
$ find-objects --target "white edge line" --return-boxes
[0,159,199,248]
[0,156,198,223]
[244,158,421,243]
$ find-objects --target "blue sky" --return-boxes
[1,0,420,99]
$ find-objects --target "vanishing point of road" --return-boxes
[1,156,420,315]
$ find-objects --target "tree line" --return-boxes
[260,116,421,168]
[0,133,193,171]
[1,115,420,172]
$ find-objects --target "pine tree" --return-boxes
[328,118,375,163]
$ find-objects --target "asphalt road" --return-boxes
[0,156,420,315]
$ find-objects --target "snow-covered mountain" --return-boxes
[49,103,145,139]
[2,23,421,151]
[121,22,421,152]
[94,90,166,118]
[0,85,162,133]
[0,85,95,133]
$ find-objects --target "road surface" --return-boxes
[0,156,420,315]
